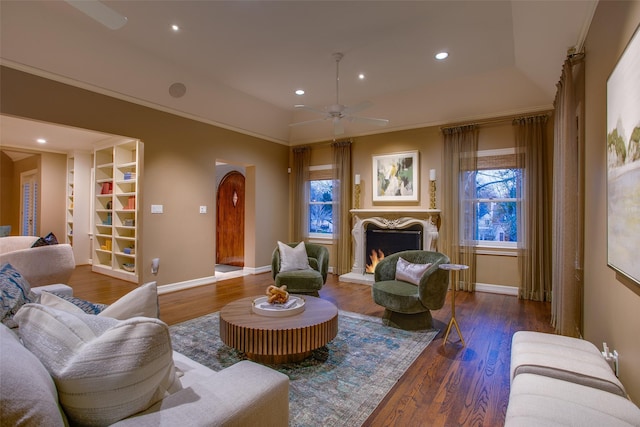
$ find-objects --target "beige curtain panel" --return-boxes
[332,140,352,275]
[292,146,310,242]
[551,54,585,337]
[442,124,478,292]
[514,114,552,303]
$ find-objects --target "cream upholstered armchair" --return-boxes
[372,250,450,330]
[271,242,329,296]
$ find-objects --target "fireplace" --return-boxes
[339,209,441,285]
[365,224,423,272]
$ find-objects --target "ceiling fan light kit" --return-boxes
[290,52,389,136]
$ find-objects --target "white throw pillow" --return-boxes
[39,282,159,320]
[15,304,182,426]
[39,291,86,315]
[395,257,432,286]
[278,241,310,272]
[99,281,159,320]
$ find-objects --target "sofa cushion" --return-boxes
[15,304,182,426]
[505,373,640,427]
[0,263,36,328]
[511,331,627,397]
[0,323,65,427]
[278,241,310,272]
[395,257,431,285]
[31,232,59,248]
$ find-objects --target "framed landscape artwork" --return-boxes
[607,24,640,286]
[372,151,419,202]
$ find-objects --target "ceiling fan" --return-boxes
[65,0,127,30]
[290,53,389,136]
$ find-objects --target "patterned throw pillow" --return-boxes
[31,232,59,248]
[0,263,36,328]
[15,304,182,426]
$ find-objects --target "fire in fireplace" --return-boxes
[365,224,422,273]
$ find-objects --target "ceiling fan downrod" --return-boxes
[333,52,344,107]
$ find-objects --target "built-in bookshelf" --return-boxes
[66,156,74,244]
[66,151,92,265]
[92,139,142,283]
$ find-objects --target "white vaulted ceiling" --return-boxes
[0,1,597,148]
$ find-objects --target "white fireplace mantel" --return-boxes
[350,209,441,215]
[339,209,441,285]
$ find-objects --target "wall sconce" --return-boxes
[354,174,361,209]
[429,169,436,209]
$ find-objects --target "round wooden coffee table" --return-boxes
[219,295,338,364]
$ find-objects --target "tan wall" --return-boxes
[1,66,290,286]
[583,0,640,401]
[0,152,14,229]
[39,152,66,240]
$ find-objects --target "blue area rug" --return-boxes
[170,310,438,427]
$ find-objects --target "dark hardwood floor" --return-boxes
[69,265,554,427]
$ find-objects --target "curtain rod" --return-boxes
[291,138,352,149]
[440,111,552,132]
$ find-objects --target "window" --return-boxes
[308,179,334,237]
[464,149,521,247]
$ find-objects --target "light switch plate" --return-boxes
[199,205,207,214]
[151,204,163,214]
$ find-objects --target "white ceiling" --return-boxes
[0,0,597,150]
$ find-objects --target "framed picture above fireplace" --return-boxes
[372,150,419,202]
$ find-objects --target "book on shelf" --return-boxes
[101,182,113,194]
[127,196,135,210]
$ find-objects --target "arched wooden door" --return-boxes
[216,171,245,266]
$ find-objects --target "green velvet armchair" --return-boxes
[271,242,329,296]
[372,250,450,330]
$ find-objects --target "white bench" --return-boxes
[506,331,640,426]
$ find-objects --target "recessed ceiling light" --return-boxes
[171,24,180,31]
[358,73,365,80]
[36,138,47,144]
[435,52,449,60]
[295,89,305,95]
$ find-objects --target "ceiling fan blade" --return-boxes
[294,105,326,115]
[343,101,373,116]
[348,116,390,127]
[65,0,127,30]
[333,118,345,135]
[289,118,328,127]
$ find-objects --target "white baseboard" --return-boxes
[158,276,217,295]
[475,282,518,296]
[157,265,272,295]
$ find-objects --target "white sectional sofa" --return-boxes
[0,236,75,287]
[1,322,290,426]
[0,269,290,426]
[506,331,640,426]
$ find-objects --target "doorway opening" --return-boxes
[20,169,38,236]
[215,162,246,278]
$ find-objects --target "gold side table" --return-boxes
[439,263,468,346]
